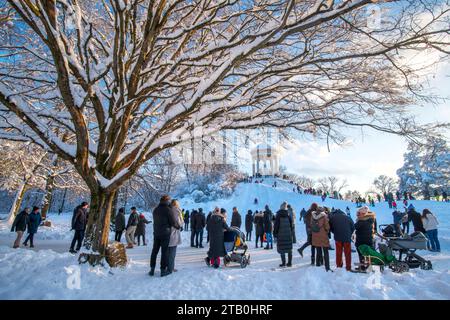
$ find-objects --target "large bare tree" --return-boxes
[0,0,449,264]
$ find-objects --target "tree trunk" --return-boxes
[80,189,117,266]
[7,180,28,225]
[41,174,55,219]
[59,187,68,215]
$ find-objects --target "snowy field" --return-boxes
[0,178,449,300]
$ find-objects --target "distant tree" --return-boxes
[397,136,450,199]
[373,175,398,195]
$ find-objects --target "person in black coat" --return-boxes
[263,205,274,250]
[253,210,265,248]
[298,203,320,265]
[354,207,376,268]
[407,204,426,233]
[193,208,206,248]
[273,202,293,267]
[245,210,254,241]
[184,210,190,231]
[230,207,242,229]
[135,213,151,246]
[329,209,355,271]
[190,210,198,247]
[115,208,126,242]
[206,208,231,268]
[206,211,213,243]
[11,207,30,248]
[70,202,89,253]
[23,206,42,248]
[149,195,179,277]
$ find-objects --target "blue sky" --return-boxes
[236,57,449,192]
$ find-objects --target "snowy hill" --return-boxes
[0,178,449,300]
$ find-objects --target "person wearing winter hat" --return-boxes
[354,206,376,271]
[422,209,440,252]
[311,207,331,271]
[407,204,426,233]
[263,205,274,250]
[205,207,232,268]
[274,202,294,267]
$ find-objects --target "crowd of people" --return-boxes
[9,193,442,277]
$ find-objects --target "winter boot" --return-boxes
[126,243,134,249]
[270,244,273,249]
[287,253,293,267]
[297,248,304,258]
[148,268,155,276]
[161,269,172,277]
[311,256,315,265]
[279,254,286,267]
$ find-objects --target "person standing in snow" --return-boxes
[298,203,319,265]
[135,213,151,246]
[231,207,242,229]
[206,210,213,243]
[299,208,307,221]
[23,206,41,248]
[125,207,139,249]
[287,204,296,244]
[245,210,254,241]
[311,207,331,272]
[392,210,405,237]
[149,195,179,277]
[11,207,30,249]
[407,204,426,233]
[422,209,440,252]
[114,208,126,242]
[193,208,206,248]
[168,199,183,273]
[69,202,89,254]
[253,210,265,248]
[263,205,274,250]
[183,210,190,231]
[401,208,410,235]
[354,206,376,270]
[274,202,294,267]
[329,209,354,271]
[190,210,197,247]
[206,207,231,269]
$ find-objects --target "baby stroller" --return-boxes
[378,224,432,271]
[356,225,432,273]
[223,227,251,268]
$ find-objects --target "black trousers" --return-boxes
[255,234,263,247]
[246,231,252,241]
[184,222,189,231]
[24,233,35,246]
[70,230,85,251]
[190,229,196,246]
[280,251,293,265]
[299,233,317,263]
[315,247,330,271]
[195,229,204,247]
[115,230,123,242]
[150,236,170,271]
[402,222,410,235]
[136,234,146,245]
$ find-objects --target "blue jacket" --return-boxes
[27,212,42,234]
[329,210,355,243]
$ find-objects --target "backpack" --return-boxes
[311,218,321,233]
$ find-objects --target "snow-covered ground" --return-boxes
[0,178,449,300]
